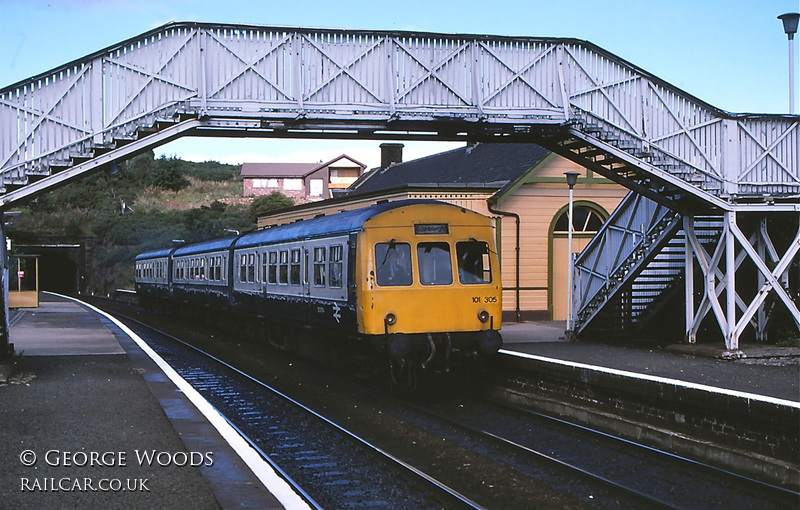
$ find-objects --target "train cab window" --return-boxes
[329,245,344,288]
[375,243,412,286]
[313,246,326,287]
[268,251,278,284]
[417,242,453,286]
[290,249,301,285]
[279,250,289,284]
[457,241,492,284]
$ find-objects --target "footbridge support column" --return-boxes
[685,211,800,350]
[0,212,11,359]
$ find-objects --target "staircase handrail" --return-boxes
[572,191,681,333]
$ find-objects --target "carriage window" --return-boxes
[375,243,412,286]
[199,258,205,280]
[261,252,268,282]
[279,250,289,284]
[457,241,492,284]
[290,249,301,285]
[313,246,326,287]
[211,256,220,281]
[239,254,247,282]
[268,251,278,284]
[329,245,343,289]
[417,242,453,286]
[248,253,256,282]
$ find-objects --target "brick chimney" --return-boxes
[379,143,403,169]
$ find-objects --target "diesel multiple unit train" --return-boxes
[135,200,503,372]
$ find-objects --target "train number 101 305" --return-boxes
[472,296,497,303]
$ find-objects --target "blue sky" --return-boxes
[3,0,798,168]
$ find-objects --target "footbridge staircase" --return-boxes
[0,21,797,353]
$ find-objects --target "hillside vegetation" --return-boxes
[8,151,294,295]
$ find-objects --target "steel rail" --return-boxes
[391,396,677,509]
[384,389,800,509]
[503,399,800,502]
[108,308,485,510]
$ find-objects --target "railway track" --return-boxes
[94,299,799,508]
[117,312,482,509]
[390,393,800,509]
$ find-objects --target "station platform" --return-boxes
[499,320,800,402]
[1,295,797,507]
[0,293,305,510]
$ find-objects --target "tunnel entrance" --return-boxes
[15,243,84,296]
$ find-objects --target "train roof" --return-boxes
[135,247,175,261]
[235,199,449,249]
[135,200,456,259]
[173,236,238,256]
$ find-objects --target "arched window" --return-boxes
[553,206,604,234]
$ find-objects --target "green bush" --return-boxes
[148,157,189,191]
[248,191,295,223]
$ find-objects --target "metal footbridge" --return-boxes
[0,21,797,351]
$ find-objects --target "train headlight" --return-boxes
[478,310,490,323]
[384,313,397,326]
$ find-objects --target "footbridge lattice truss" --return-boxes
[0,21,797,347]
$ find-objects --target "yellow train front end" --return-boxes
[355,202,502,370]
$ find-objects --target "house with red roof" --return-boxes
[241,154,366,202]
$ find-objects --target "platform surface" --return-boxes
[500,320,800,402]
[10,300,125,355]
[0,294,289,509]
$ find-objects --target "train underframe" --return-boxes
[138,291,502,384]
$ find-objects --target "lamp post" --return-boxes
[564,171,580,337]
[778,13,799,114]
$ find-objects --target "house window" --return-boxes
[309,178,324,196]
[284,178,303,191]
[252,179,268,188]
[554,206,604,234]
[267,179,279,188]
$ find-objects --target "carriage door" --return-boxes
[304,248,311,296]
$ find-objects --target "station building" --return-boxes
[257,143,629,322]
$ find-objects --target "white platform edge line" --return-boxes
[499,349,800,409]
[53,293,310,510]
